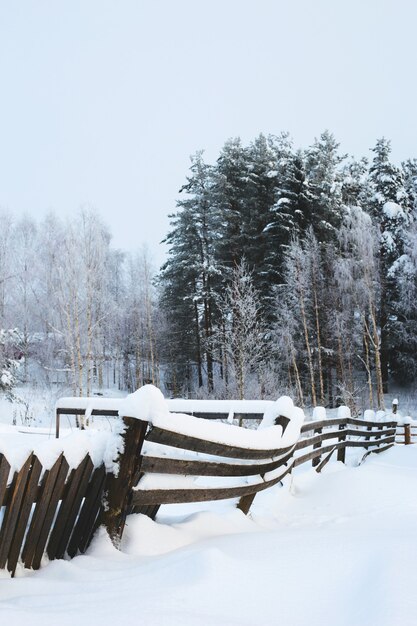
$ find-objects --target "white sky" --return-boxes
[0,0,416,267]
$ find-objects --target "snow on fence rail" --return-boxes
[0,390,401,576]
[54,397,276,437]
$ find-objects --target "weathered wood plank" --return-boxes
[46,455,91,560]
[130,504,161,520]
[140,449,294,478]
[294,442,346,467]
[31,455,70,570]
[301,418,346,433]
[7,456,43,576]
[67,463,106,557]
[347,436,395,448]
[0,454,11,509]
[0,455,33,570]
[146,427,294,460]
[131,463,294,506]
[312,427,323,468]
[21,454,65,569]
[98,417,149,546]
[295,430,342,451]
[337,424,346,463]
[53,455,94,560]
[294,435,395,467]
[359,443,395,464]
[315,446,337,473]
[301,417,397,435]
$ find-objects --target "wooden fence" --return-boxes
[0,407,402,576]
[0,452,106,576]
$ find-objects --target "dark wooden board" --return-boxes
[32,455,70,570]
[146,427,294,460]
[301,417,397,434]
[130,504,161,520]
[46,455,91,560]
[347,427,396,438]
[294,442,346,467]
[140,448,294,478]
[0,455,33,570]
[295,430,341,451]
[67,463,106,557]
[22,454,65,569]
[56,408,119,416]
[359,443,395,464]
[7,456,43,576]
[301,418,346,433]
[171,412,264,421]
[347,436,395,448]
[52,455,94,560]
[131,463,293,506]
[0,454,11,508]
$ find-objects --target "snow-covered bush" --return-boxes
[0,328,21,396]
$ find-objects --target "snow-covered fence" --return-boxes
[0,451,106,576]
[0,389,402,576]
[54,397,276,438]
[396,420,417,445]
[294,416,397,471]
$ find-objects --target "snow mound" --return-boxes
[118,385,170,422]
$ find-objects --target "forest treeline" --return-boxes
[159,131,417,411]
[0,210,162,400]
[1,131,417,411]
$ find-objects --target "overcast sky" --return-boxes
[0,0,416,267]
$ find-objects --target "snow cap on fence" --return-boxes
[337,405,351,420]
[312,406,326,421]
[118,385,170,423]
[363,409,376,421]
[376,410,386,422]
[258,396,305,446]
[259,395,296,429]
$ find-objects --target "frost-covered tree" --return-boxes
[334,206,383,409]
[0,211,14,329]
[57,209,111,397]
[304,130,346,243]
[368,138,412,390]
[262,147,311,304]
[160,152,220,392]
[0,328,20,395]
[213,137,251,273]
[10,216,40,382]
[214,260,268,400]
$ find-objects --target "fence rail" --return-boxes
[0,405,407,576]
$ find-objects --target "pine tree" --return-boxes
[160,152,220,393]
[263,149,311,290]
[304,130,346,243]
[213,138,251,273]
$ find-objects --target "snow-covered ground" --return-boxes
[1,445,417,625]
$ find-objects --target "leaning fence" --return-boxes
[0,401,407,576]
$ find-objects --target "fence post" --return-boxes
[312,427,322,468]
[99,416,148,547]
[404,423,411,445]
[337,423,346,463]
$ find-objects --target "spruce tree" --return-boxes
[304,130,346,243]
[160,152,219,392]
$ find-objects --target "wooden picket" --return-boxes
[0,452,105,576]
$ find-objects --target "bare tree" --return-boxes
[215,260,268,400]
